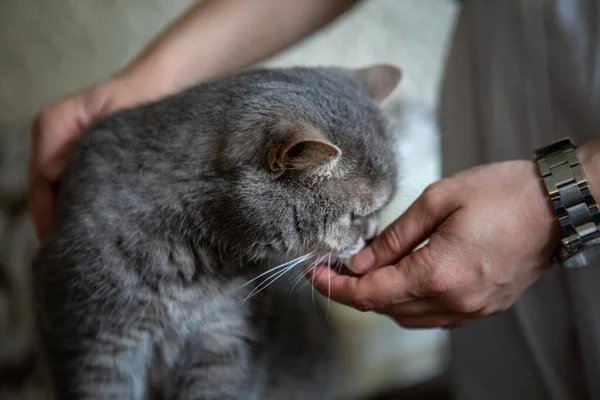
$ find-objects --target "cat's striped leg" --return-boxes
[167,331,259,400]
[40,320,156,400]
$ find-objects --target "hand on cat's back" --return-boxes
[311,160,565,329]
[28,73,170,241]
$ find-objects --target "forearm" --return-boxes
[119,0,360,96]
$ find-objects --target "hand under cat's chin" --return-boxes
[310,159,566,329]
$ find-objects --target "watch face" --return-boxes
[563,244,600,268]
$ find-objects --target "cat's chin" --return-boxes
[336,250,360,260]
[337,238,367,259]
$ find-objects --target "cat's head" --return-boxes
[202,64,401,264]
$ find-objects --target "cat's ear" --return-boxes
[269,126,341,174]
[350,64,402,103]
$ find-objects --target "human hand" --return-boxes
[28,70,172,241]
[311,160,563,329]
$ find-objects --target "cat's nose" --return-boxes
[363,217,378,241]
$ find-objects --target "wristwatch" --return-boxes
[534,137,600,268]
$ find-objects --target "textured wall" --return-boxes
[0,1,458,398]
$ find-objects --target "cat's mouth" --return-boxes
[311,237,367,269]
[335,238,367,260]
[326,256,345,269]
[312,255,361,279]
[312,254,348,272]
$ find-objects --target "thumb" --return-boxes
[350,181,460,274]
[311,242,437,310]
[28,100,88,241]
[32,102,89,181]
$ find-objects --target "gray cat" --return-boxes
[32,64,401,400]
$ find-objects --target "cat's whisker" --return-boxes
[297,256,326,292]
[326,253,332,315]
[240,254,313,303]
[287,266,312,297]
[242,264,297,304]
[337,258,346,274]
[288,261,313,289]
[236,252,314,290]
[286,254,325,297]
[241,264,296,304]
[311,266,317,313]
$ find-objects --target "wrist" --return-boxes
[528,160,563,252]
[97,60,179,116]
[111,61,177,107]
[533,137,600,267]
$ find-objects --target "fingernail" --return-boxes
[350,247,375,273]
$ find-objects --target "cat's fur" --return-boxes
[32,64,401,399]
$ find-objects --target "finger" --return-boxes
[309,265,367,309]
[27,105,86,242]
[378,297,441,317]
[351,180,461,274]
[32,109,84,181]
[442,320,472,330]
[391,314,474,330]
[28,177,56,241]
[380,298,487,319]
[310,247,434,311]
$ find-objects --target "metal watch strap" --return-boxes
[535,140,600,254]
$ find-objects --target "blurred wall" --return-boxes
[0,1,459,399]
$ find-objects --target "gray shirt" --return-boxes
[441,1,600,398]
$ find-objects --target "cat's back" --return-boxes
[60,65,365,187]
[51,67,352,226]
